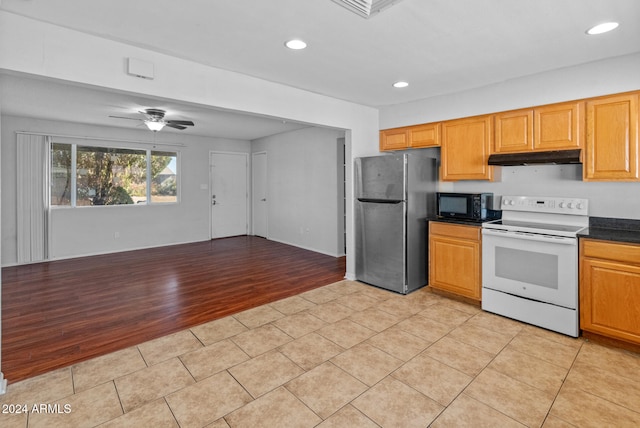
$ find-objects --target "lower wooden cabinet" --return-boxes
[429,222,481,301]
[580,239,640,345]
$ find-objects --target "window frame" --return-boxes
[50,141,180,208]
[149,150,180,205]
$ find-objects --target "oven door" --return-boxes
[482,228,578,309]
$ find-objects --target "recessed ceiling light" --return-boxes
[393,81,409,88]
[586,22,619,35]
[285,39,307,50]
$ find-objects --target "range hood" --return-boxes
[488,149,582,166]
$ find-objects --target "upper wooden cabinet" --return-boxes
[379,90,638,182]
[494,101,584,153]
[584,93,639,181]
[536,102,584,150]
[409,123,441,148]
[494,109,533,153]
[380,123,440,151]
[380,127,409,151]
[441,115,494,181]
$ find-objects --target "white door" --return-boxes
[252,152,268,238]
[210,152,248,239]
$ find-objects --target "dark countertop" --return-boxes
[429,216,640,244]
[578,217,640,245]
[427,216,491,227]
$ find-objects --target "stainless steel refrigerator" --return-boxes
[355,153,437,294]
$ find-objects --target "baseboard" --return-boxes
[2,238,212,267]
[0,372,7,395]
[4,237,346,268]
[265,237,344,258]
[581,331,640,354]
[0,235,348,270]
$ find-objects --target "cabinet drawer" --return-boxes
[430,222,480,241]
[582,239,640,265]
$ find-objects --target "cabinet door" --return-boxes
[429,233,481,300]
[441,115,494,181]
[380,128,409,151]
[584,93,639,181]
[581,258,640,344]
[494,109,533,153]
[534,101,584,150]
[409,123,441,148]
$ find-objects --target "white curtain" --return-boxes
[16,133,50,264]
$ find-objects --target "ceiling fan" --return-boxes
[109,108,195,132]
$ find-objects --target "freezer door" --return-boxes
[405,155,437,290]
[355,199,406,293]
[355,155,405,201]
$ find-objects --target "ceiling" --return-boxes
[1,0,639,139]
[0,73,311,140]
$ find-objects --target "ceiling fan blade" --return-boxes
[165,123,188,130]
[109,115,142,121]
[141,108,166,119]
[166,120,194,126]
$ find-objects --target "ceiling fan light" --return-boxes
[145,120,165,132]
[586,22,619,35]
[393,81,409,88]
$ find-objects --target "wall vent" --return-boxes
[330,0,404,19]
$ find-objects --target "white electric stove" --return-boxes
[481,196,589,337]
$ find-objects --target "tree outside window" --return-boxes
[151,151,177,203]
[51,143,72,206]
[50,143,178,207]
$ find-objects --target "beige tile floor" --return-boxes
[2,279,640,427]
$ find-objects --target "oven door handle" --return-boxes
[482,228,577,245]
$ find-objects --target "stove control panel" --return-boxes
[501,196,589,215]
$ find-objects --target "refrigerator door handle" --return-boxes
[357,198,403,204]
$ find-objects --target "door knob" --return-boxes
[261,198,267,202]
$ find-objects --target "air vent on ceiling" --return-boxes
[330,0,404,19]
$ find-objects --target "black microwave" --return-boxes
[437,192,500,221]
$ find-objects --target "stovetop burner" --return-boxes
[483,195,589,237]
[483,219,586,237]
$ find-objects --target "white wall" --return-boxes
[0,86,4,394]
[0,11,380,279]
[380,52,640,220]
[1,115,251,264]
[440,165,640,219]
[251,127,345,257]
[380,53,640,128]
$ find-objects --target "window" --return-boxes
[150,151,178,203]
[51,143,72,206]
[51,143,179,207]
[76,146,147,206]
